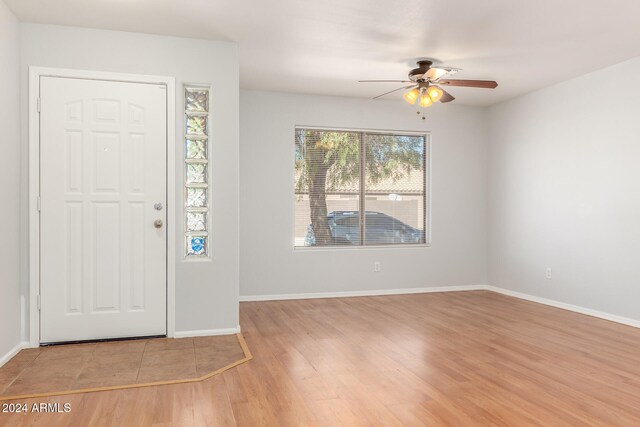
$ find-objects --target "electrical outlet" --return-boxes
[374,262,381,272]
[545,267,552,279]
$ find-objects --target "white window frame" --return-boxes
[293,125,432,251]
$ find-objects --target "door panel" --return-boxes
[40,77,167,343]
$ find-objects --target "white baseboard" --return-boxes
[0,341,29,368]
[173,326,241,338]
[486,286,640,329]
[239,285,486,302]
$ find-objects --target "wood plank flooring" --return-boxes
[2,290,640,426]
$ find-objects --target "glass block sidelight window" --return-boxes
[184,86,210,257]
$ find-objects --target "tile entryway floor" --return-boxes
[0,334,249,399]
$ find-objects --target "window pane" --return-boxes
[186,163,207,184]
[363,134,426,245]
[294,195,360,246]
[185,88,209,112]
[186,139,207,159]
[186,187,207,208]
[186,211,207,232]
[294,129,360,247]
[186,115,207,136]
[186,235,207,256]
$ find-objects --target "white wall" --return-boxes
[240,90,488,297]
[0,0,22,359]
[19,24,240,335]
[488,57,640,320]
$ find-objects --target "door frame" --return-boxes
[28,67,176,347]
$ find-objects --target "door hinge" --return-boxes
[37,196,41,212]
[37,295,41,310]
[37,97,41,113]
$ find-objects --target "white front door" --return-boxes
[39,76,167,343]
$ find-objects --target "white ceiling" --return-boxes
[6,0,640,106]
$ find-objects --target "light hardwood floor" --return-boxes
[2,290,640,426]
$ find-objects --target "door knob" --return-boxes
[154,219,163,228]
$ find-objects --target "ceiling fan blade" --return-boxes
[372,85,415,100]
[424,67,449,81]
[438,79,498,89]
[358,80,412,83]
[439,88,455,103]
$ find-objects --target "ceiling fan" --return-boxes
[359,60,498,118]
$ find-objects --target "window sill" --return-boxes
[293,244,431,252]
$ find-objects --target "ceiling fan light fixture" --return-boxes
[403,88,420,104]
[427,86,444,102]
[419,93,433,108]
[360,60,497,119]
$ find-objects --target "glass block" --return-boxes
[186,187,207,208]
[186,163,207,184]
[187,211,207,232]
[185,89,209,112]
[186,139,207,159]
[186,115,207,136]
[186,235,207,256]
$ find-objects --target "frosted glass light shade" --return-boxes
[427,86,443,102]
[419,94,433,108]
[403,88,419,104]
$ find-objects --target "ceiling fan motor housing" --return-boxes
[409,60,434,81]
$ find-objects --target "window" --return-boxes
[294,128,429,248]
[184,86,211,257]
